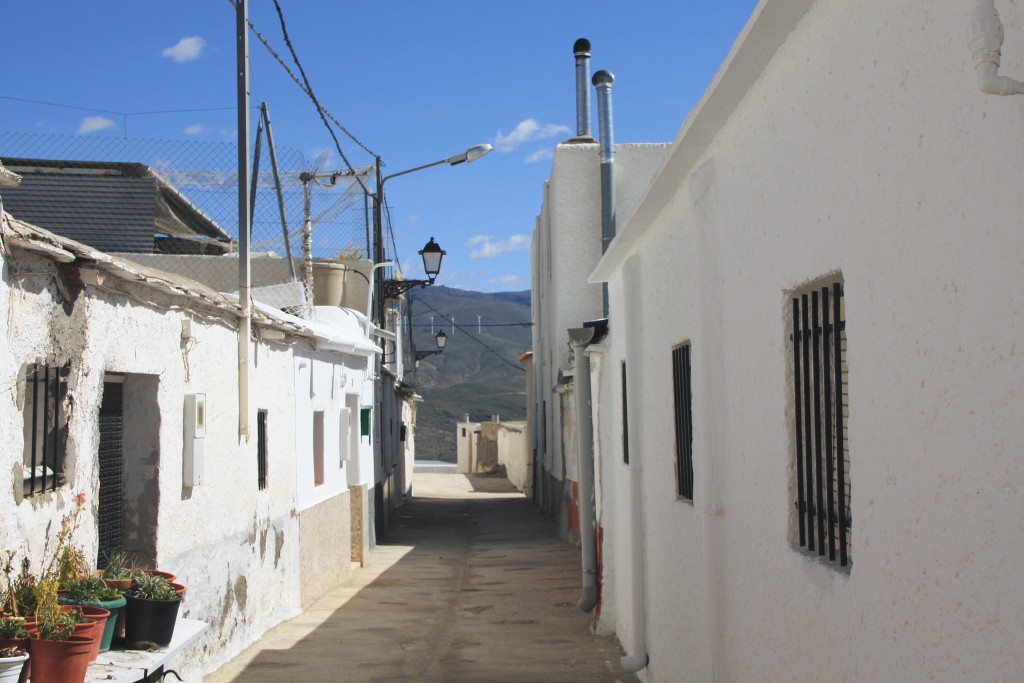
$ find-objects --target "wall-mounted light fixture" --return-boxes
[414,329,447,367]
[383,237,447,299]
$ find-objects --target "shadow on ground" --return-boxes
[206,473,635,683]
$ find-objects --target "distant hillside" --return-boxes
[406,286,530,460]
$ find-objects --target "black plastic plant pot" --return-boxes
[124,595,181,648]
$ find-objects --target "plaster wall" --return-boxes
[496,421,529,493]
[531,142,669,536]
[293,349,363,512]
[593,1,1024,680]
[456,421,481,473]
[298,488,352,607]
[0,249,304,678]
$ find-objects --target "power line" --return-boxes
[413,297,526,373]
[267,0,373,197]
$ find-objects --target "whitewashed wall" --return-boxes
[591,0,1024,681]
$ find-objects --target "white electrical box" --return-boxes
[183,393,206,486]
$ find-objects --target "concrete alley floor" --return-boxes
[204,472,636,683]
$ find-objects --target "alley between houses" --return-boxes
[204,471,635,683]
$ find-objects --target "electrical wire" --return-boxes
[266,0,373,197]
[413,297,526,373]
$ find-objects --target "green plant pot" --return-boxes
[58,596,125,653]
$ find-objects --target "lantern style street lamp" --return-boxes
[415,329,447,365]
[383,237,447,299]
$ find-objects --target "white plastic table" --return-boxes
[84,618,208,682]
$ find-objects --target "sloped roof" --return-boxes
[0,158,232,254]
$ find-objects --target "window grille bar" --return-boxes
[682,345,693,499]
[43,364,53,492]
[257,410,268,490]
[801,295,816,551]
[834,282,848,566]
[792,300,807,546]
[621,362,630,465]
[53,365,64,493]
[673,350,682,493]
[29,363,40,496]
[811,290,826,555]
[822,286,837,562]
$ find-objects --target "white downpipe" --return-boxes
[969,0,1024,95]
[364,262,395,339]
[569,329,598,614]
[620,255,648,674]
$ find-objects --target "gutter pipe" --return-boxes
[569,325,599,614]
[969,0,1024,96]
[593,70,616,317]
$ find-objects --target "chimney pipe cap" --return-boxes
[592,70,615,87]
[573,38,592,56]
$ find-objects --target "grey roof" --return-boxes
[0,158,232,254]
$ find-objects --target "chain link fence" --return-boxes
[0,131,371,316]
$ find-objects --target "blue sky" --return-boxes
[1,1,759,292]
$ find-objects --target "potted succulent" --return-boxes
[0,645,28,683]
[98,551,138,591]
[59,577,123,654]
[124,572,182,648]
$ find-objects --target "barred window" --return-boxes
[790,281,850,568]
[21,361,70,496]
[672,343,694,500]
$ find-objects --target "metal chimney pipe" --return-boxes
[574,39,593,138]
[593,69,616,316]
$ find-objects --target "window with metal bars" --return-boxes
[672,343,694,500]
[790,281,851,568]
[21,361,70,496]
[257,410,268,490]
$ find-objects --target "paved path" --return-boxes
[204,472,635,683]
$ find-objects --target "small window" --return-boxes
[360,406,372,438]
[22,361,70,496]
[672,343,694,500]
[339,407,351,467]
[790,280,850,568]
[257,410,268,490]
[313,411,325,487]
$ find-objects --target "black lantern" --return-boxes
[419,237,445,283]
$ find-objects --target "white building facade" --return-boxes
[0,215,379,679]
[534,1,1024,681]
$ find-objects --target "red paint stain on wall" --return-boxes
[564,479,580,543]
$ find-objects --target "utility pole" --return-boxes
[236,0,251,441]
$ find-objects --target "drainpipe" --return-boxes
[969,0,1024,95]
[569,326,598,613]
[593,70,616,317]
[574,39,593,139]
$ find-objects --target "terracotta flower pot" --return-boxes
[142,569,177,583]
[28,635,92,683]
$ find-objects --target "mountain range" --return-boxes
[404,286,531,461]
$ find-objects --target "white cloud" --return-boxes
[493,119,571,152]
[467,234,530,260]
[525,148,554,164]
[489,274,523,288]
[76,116,115,135]
[184,123,204,135]
[163,36,207,63]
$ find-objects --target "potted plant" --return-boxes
[59,577,123,654]
[28,606,92,683]
[0,645,28,683]
[123,572,182,648]
[98,551,139,591]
